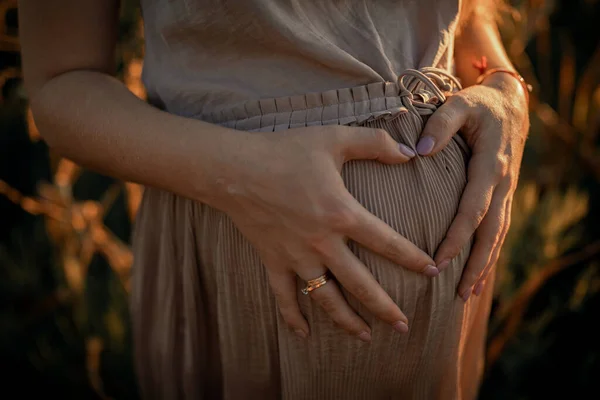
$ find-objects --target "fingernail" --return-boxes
[357,331,372,342]
[437,259,451,271]
[393,321,409,333]
[423,265,439,277]
[460,290,471,302]
[416,136,435,155]
[294,329,307,339]
[474,282,484,296]
[398,143,416,158]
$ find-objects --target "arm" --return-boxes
[454,1,516,87]
[417,2,530,299]
[20,0,438,340]
[19,0,250,208]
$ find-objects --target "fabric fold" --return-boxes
[132,68,489,400]
[198,68,462,133]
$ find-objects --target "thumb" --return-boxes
[339,127,416,164]
[417,95,469,156]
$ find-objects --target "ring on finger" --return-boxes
[301,271,332,295]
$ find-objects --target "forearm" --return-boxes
[454,7,528,113]
[30,70,248,208]
[454,7,515,87]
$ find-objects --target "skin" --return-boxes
[421,3,530,301]
[19,0,436,343]
[18,0,528,341]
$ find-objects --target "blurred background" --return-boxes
[1,0,599,398]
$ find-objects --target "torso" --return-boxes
[131,3,494,399]
[140,0,461,118]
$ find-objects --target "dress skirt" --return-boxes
[130,69,495,400]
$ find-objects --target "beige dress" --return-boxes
[131,1,494,399]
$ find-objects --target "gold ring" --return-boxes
[301,272,331,295]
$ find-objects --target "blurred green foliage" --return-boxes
[1,0,599,398]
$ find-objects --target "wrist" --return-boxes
[480,72,529,108]
[478,63,531,104]
[183,124,257,210]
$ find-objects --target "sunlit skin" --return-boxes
[431,3,529,300]
[19,0,528,339]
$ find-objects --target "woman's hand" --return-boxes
[416,74,529,301]
[218,125,438,341]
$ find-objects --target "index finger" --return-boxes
[434,152,496,269]
[342,196,438,276]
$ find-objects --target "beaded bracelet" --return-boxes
[473,56,532,103]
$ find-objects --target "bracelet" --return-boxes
[473,56,532,103]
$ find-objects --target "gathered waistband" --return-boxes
[198,68,463,133]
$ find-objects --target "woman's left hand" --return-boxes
[416,73,530,301]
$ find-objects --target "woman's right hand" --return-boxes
[218,125,438,342]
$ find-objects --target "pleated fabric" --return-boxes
[130,69,495,400]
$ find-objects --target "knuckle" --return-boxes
[279,308,299,326]
[434,110,454,132]
[494,158,509,178]
[315,294,338,314]
[349,282,372,303]
[307,234,332,254]
[457,209,484,232]
[471,208,487,228]
[370,128,389,146]
[449,93,471,109]
[356,128,389,159]
[441,235,464,259]
[381,235,402,259]
[332,125,351,144]
[322,203,358,232]
[465,268,482,284]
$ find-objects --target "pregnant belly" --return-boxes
[131,72,479,398]
[286,112,474,394]
[130,108,475,399]
[334,112,471,314]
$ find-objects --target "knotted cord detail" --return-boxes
[397,67,462,118]
[201,67,463,132]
